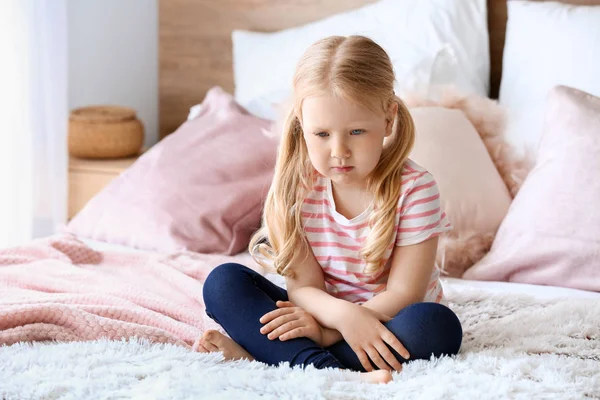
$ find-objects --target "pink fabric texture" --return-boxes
[464,86,600,292]
[0,234,260,349]
[66,86,278,255]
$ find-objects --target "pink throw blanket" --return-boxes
[0,234,258,350]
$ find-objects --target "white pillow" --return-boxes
[232,0,489,120]
[499,1,600,157]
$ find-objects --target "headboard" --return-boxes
[159,0,599,139]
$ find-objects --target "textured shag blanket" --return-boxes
[1,285,598,399]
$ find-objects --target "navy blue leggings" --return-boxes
[203,263,462,371]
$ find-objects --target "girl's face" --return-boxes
[301,93,396,189]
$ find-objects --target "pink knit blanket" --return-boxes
[0,234,258,350]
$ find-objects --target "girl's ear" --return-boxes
[385,101,399,137]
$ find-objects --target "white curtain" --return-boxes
[0,1,68,248]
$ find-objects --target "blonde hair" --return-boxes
[249,35,415,278]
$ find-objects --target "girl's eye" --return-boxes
[315,132,329,138]
[350,129,364,135]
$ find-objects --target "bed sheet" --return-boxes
[80,238,600,301]
[442,277,600,299]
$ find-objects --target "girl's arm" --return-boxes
[284,243,350,334]
[320,326,343,347]
[283,240,411,370]
[361,237,439,318]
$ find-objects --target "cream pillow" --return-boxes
[410,107,511,234]
[409,107,513,277]
[403,86,532,277]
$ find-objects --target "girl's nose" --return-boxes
[331,139,351,160]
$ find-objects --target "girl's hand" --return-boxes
[338,303,409,372]
[259,301,324,345]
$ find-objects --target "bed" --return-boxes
[1,0,600,398]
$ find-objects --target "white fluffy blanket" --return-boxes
[1,285,598,400]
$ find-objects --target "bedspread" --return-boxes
[0,234,248,350]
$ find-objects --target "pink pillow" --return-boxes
[66,87,277,255]
[464,86,600,292]
[409,107,513,277]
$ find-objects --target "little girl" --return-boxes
[199,35,462,384]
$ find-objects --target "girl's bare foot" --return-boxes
[197,330,254,361]
[198,330,393,384]
[359,369,394,384]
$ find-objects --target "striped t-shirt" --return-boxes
[301,159,452,305]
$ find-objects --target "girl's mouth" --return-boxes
[332,166,354,173]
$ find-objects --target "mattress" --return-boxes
[80,238,600,301]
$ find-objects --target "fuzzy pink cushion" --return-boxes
[66,87,278,255]
[464,86,600,292]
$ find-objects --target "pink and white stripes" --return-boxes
[302,159,451,304]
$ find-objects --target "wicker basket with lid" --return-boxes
[68,105,144,159]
